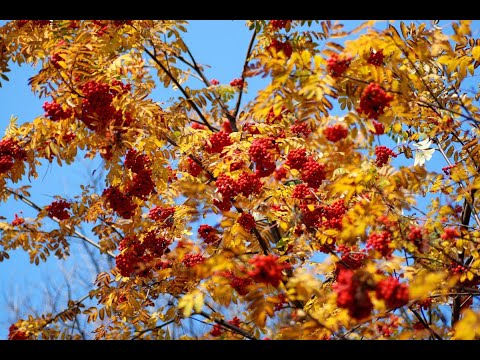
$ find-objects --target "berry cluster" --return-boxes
[148,206,175,228]
[230,78,245,88]
[286,147,307,170]
[290,121,311,138]
[324,124,348,142]
[228,316,241,327]
[248,255,290,287]
[78,80,131,132]
[442,164,456,176]
[301,157,326,189]
[11,214,24,226]
[243,122,260,134]
[249,138,278,177]
[274,293,288,312]
[205,131,233,154]
[215,172,263,211]
[125,149,151,174]
[237,213,256,231]
[333,269,373,320]
[103,186,137,219]
[182,253,206,268]
[374,146,397,167]
[222,120,233,134]
[0,138,26,175]
[46,200,71,220]
[292,183,314,201]
[270,20,291,30]
[210,79,220,85]
[326,53,352,78]
[368,50,384,66]
[357,82,393,119]
[8,324,27,340]
[116,233,171,277]
[321,199,347,229]
[408,226,424,248]
[266,106,285,124]
[186,158,203,177]
[236,172,263,196]
[375,277,409,309]
[370,120,385,135]
[126,169,155,200]
[210,324,223,337]
[337,245,367,270]
[273,166,288,181]
[367,231,393,258]
[198,225,220,245]
[269,39,293,58]
[222,271,253,295]
[441,227,460,241]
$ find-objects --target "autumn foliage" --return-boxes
[2,19,480,340]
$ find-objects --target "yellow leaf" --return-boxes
[454,310,480,339]
[472,46,480,62]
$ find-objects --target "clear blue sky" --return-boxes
[0,20,476,339]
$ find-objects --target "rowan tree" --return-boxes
[2,19,480,340]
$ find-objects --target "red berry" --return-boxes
[213,198,233,212]
[237,213,256,231]
[441,227,460,241]
[370,120,385,135]
[198,225,220,245]
[236,172,263,197]
[374,146,397,167]
[210,79,220,85]
[191,122,207,130]
[269,39,293,58]
[125,149,151,174]
[248,255,290,287]
[357,82,393,120]
[290,121,311,138]
[333,269,373,320]
[8,324,28,340]
[375,277,409,309]
[324,124,348,142]
[149,206,175,228]
[230,78,245,88]
[270,20,291,30]
[368,49,384,66]
[286,148,307,170]
[222,271,253,295]
[228,316,241,327]
[187,158,203,177]
[46,200,71,220]
[183,253,205,267]
[301,157,326,189]
[327,53,352,78]
[11,214,25,226]
[210,324,223,337]
[103,186,137,219]
[367,231,393,258]
[205,131,232,154]
[274,166,288,181]
[125,169,155,200]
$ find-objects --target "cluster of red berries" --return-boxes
[124,150,155,200]
[326,53,352,78]
[230,78,245,88]
[222,271,253,295]
[337,245,367,270]
[43,101,73,121]
[116,233,171,277]
[125,149,151,174]
[301,157,326,189]
[442,164,456,175]
[210,324,223,337]
[266,106,285,124]
[210,79,220,85]
[299,204,323,228]
[269,39,293,58]
[243,122,260,134]
[249,137,278,177]
[273,166,288,181]
[248,255,290,287]
[321,199,347,230]
[205,131,232,154]
[450,263,468,275]
[215,172,263,211]
[78,80,131,132]
[377,315,399,337]
[370,120,385,135]
[374,146,397,167]
[187,158,203,177]
[333,269,373,320]
[148,206,175,228]
[357,82,393,119]
[46,200,71,220]
[0,138,26,175]
[182,253,205,268]
[367,230,393,258]
[198,225,220,245]
[376,277,409,308]
[273,293,288,312]
[324,124,348,142]
[286,147,307,170]
[441,227,460,241]
[290,121,311,138]
[368,50,384,66]
[17,20,50,28]
[408,226,424,248]
[8,324,27,340]
[236,172,263,196]
[11,214,24,226]
[237,213,256,231]
[103,186,137,219]
[270,20,291,30]
[292,183,314,201]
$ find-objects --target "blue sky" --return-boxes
[0,20,476,339]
